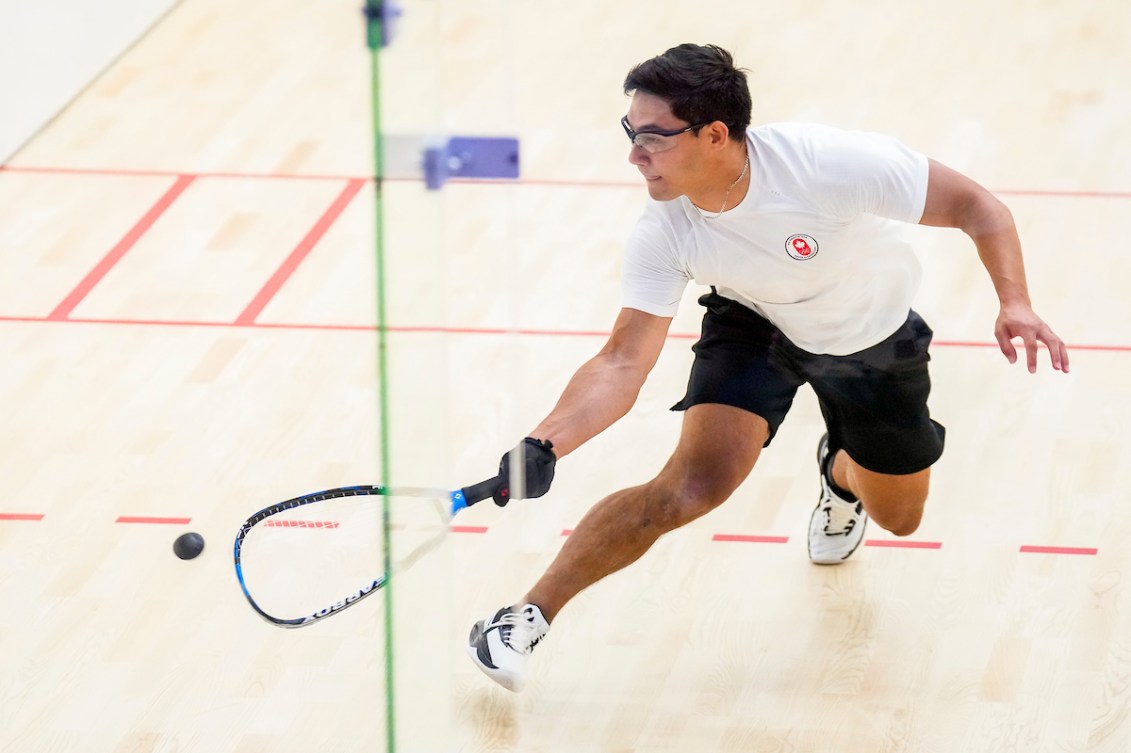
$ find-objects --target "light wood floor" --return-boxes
[2,1,1130,751]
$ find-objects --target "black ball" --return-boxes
[173,532,205,560]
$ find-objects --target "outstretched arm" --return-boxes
[530,307,672,458]
[918,159,1069,373]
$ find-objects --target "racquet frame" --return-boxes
[234,478,499,628]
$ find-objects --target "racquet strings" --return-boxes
[238,491,450,622]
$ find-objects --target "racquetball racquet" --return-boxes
[234,477,500,628]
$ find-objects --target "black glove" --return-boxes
[493,437,556,506]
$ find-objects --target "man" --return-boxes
[466,43,1069,692]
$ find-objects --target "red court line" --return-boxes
[865,539,942,549]
[75,513,1112,557]
[386,323,626,339]
[2,314,1129,353]
[0,165,355,182]
[0,165,374,183]
[1020,545,1098,555]
[265,520,340,529]
[932,340,1131,353]
[0,513,44,521]
[994,188,1131,200]
[712,534,790,544]
[235,178,366,325]
[0,315,371,332]
[4,165,1131,200]
[115,516,192,525]
[452,178,1131,199]
[47,174,195,320]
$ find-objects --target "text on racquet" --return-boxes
[233,477,500,628]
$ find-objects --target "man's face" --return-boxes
[624,92,708,201]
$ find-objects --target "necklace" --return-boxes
[693,155,750,219]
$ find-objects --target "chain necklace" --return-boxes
[692,155,750,219]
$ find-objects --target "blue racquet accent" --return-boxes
[449,489,468,515]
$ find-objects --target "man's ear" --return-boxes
[706,121,731,148]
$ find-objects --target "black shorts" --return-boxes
[672,291,945,475]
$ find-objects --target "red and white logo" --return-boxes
[785,234,819,260]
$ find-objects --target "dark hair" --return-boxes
[623,44,751,141]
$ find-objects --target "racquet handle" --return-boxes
[460,476,504,506]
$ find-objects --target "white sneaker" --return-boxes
[466,603,549,692]
[808,434,867,565]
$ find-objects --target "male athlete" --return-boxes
[466,43,1069,692]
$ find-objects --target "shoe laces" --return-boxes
[822,496,861,535]
[492,609,545,654]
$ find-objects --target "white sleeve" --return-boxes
[620,215,688,317]
[811,129,930,224]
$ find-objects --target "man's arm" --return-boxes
[918,158,1069,373]
[530,307,672,458]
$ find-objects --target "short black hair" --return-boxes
[623,44,752,141]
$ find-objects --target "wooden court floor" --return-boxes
[1,0,1129,751]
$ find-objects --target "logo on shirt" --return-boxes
[785,234,819,261]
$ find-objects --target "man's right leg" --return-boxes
[524,403,770,621]
[467,403,769,690]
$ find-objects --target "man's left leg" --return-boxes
[830,451,929,536]
[805,310,944,564]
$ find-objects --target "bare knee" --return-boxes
[641,475,733,532]
[862,486,928,537]
[848,462,930,537]
[876,514,922,537]
[634,403,765,533]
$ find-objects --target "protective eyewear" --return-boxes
[620,115,709,154]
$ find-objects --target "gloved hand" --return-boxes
[493,437,556,506]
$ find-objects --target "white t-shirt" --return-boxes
[621,122,930,355]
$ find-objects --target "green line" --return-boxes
[366,10,395,753]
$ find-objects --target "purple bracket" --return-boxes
[423,137,520,190]
[364,1,402,48]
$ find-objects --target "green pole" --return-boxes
[364,4,395,753]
